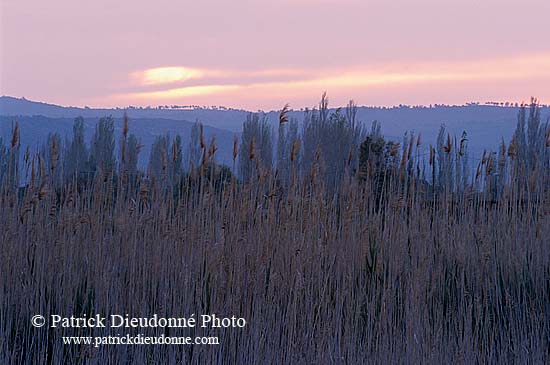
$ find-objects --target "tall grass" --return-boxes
[1,100,549,363]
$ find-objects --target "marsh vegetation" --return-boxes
[1,96,549,363]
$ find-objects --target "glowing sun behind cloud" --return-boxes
[136,67,204,85]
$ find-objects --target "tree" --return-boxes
[89,116,115,175]
[188,121,203,170]
[5,122,20,193]
[148,135,169,182]
[508,99,549,195]
[302,94,364,190]
[43,133,63,187]
[126,134,140,179]
[170,135,183,186]
[65,116,89,179]
[358,121,395,194]
[239,113,273,182]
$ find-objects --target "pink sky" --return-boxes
[1,0,550,110]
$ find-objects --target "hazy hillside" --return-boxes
[0,115,237,168]
[2,96,549,163]
[0,96,249,132]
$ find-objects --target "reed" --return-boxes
[1,100,549,364]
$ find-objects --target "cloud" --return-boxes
[134,67,205,85]
[113,52,550,107]
[134,84,242,98]
[132,66,313,88]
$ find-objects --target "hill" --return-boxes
[0,115,237,168]
[2,96,550,163]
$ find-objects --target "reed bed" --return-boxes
[1,101,549,364]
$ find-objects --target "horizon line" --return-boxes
[2,95,549,114]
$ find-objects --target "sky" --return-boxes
[1,0,550,110]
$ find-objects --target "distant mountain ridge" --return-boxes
[0,96,249,132]
[2,96,549,164]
